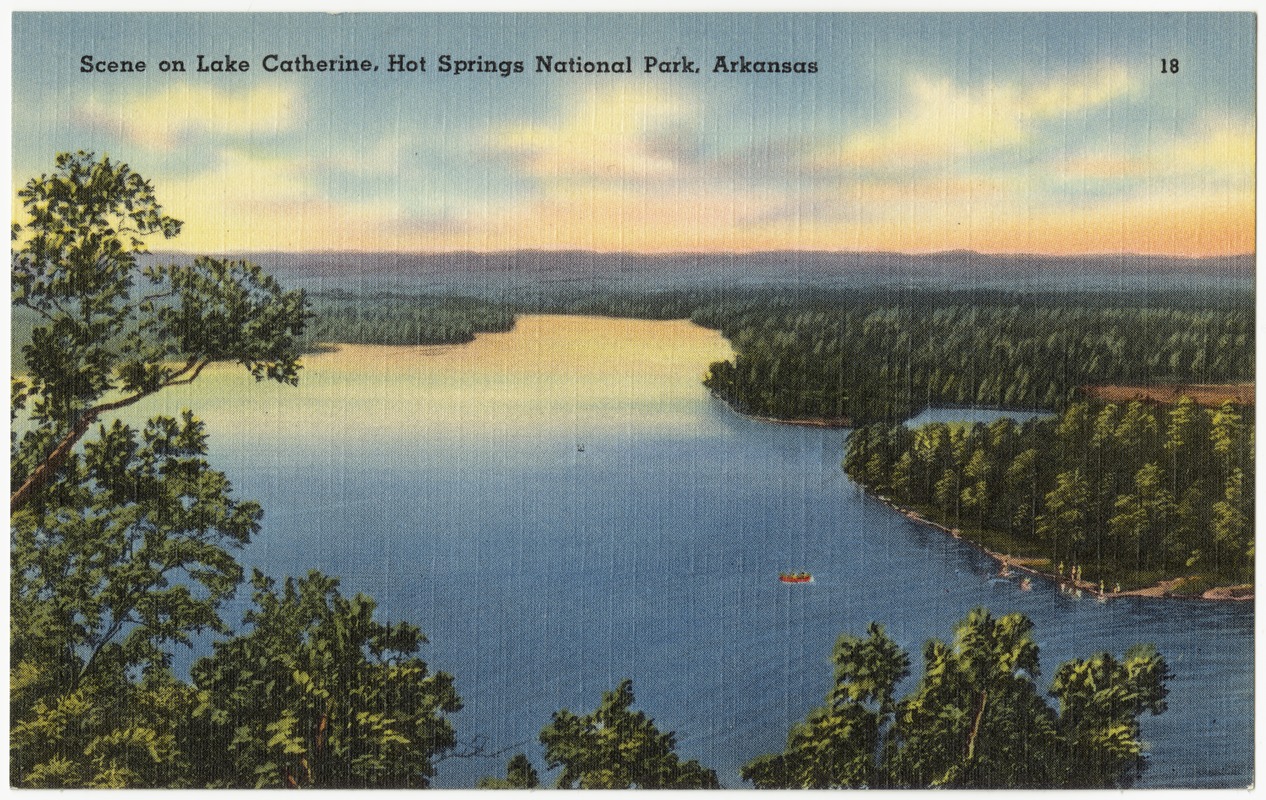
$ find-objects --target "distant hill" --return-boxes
[142,250,1255,301]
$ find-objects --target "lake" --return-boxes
[122,315,1253,789]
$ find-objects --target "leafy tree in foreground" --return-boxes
[187,571,462,789]
[11,662,196,788]
[1049,644,1170,787]
[539,679,720,788]
[12,153,467,790]
[11,150,308,511]
[888,609,1060,788]
[10,151,309,787]
[477,753,541,789]
[10,413,260,787]
[745,609,1169,789]
[742,622,910,788]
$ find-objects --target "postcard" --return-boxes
[9,11,1254,790]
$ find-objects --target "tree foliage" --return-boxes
[742,623,909,788]
[477,753,542,789]
[187,571,462,788]
[304,291,514,347]
[888,610,1058,788]
[696,297,1252,425]
[746,609,1170,789]
[1050,644,1170,787]
[11,151,308,511]
[539,679,720,789]
[845,399,1254,587]
[12,153,460,789]
[10,413,260,786]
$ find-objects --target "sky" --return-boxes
[10,12,1256,255]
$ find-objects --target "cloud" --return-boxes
[814,65,1137,172]
[1059,119,1254,183]
[79,84,301,150]
[491,87,697,181]
[150,148,410,252]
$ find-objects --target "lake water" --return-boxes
[122,315,1253,789]
[904,406,1052,427]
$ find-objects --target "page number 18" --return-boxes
[1161,58,1180,74]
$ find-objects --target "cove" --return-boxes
[119,315,1253,789]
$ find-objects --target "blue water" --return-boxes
[122,319,1252,789]
[904,407,1052,427]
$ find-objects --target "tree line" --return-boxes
[478,608,1169,790]
[302,291,514,347]
[694,296,1252,425]
[844,399,1254,590]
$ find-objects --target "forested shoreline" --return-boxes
[300,287,1253,430]
[694,293,1252,426]
[845,399,1253,594]
[301,290,515,347]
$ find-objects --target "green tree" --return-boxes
[539,679,720,789]
[1049,644,1170,788]
[477,753,541,789]
[1211,468,1253,578]
[1002,447,1040,537]
[188,570,462,788]
[11,152,310,788]
[889,609,1058,788]
[1209,401,1248,476]
[11,665,195,788]
[1037,469,1092,562]
[11,151,308,511]
[1163,396,1206,498]
[746,609,1169,790]
[1107,463,1175,572]
[742,623,909,789]
[11,414,260,787]
[960,448,994,525]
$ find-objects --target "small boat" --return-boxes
[1020,578,1032,591]
[779,572,813,584]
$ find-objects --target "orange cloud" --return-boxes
[780,195,1254,256]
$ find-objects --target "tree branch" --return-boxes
[138,289,176,304]
[73,612,129,692]
[434,736,529,763]
[965,689,987,763]
[167,359,212,387]
[10,358,202,512]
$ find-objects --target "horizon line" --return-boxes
[145,247,1257,261]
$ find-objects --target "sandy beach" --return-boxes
[876,496,1253,603]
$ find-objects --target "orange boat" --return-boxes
[779,572,813,584]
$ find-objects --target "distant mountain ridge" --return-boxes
[143,250,1255,299]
